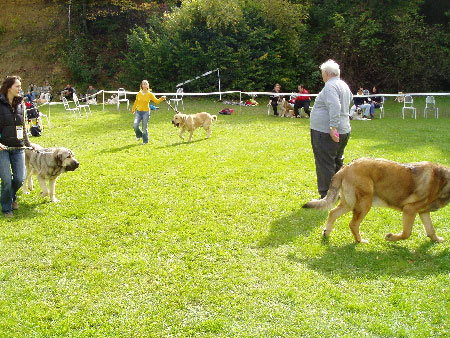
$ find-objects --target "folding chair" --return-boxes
[168,87,184,111]
[379,97,385,118]
[402,95,416,119]
[117,88,129,111]
[73,93,92,117]
[62,97,81,119]
[424,96,438,118]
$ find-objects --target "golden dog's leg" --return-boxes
[48,178,59,202]
[179,128,184,140]
[385,207,416,241]
[419,212,444,242]
[349,199,372,243]
[37,175,49,197]
[206,127,211,138]
[188,131,193,142]
[323,202,350,237]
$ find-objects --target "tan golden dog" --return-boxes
[172,112,217,142]
[279,98,294,118]
[303,158,449,243]
[23,143,80,202]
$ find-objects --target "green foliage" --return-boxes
[59,0,449,92]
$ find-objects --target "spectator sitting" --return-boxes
[86,85,97,102]
[369,86,382,118]
[38,81,52,103]
[350,87,371,119]
[60,84,75,101]
[293,84,311,118]
[267,83,282,116]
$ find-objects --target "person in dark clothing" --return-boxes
[293,84,311,117]
[0,76,32,218]
[62,84,75,100]
[369,86,382,118]
[267,83,282,116]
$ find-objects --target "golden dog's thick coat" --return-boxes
[23,143,79,202]
[303,158,449,243]
[172,112,217,142]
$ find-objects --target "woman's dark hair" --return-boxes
[0,76,22,107]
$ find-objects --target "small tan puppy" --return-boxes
[172,112,217,142]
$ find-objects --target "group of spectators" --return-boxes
[268,83,311,118]
[349,86,382,120]
[25,81,98,103]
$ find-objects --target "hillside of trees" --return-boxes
[1,0,449,93]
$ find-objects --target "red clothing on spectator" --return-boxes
[295,88,310,101]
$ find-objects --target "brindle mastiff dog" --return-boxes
[23,143,80,202]
[303,158,449,243]
[172,112,217,142]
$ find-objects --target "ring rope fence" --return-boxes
[37,90,450,125]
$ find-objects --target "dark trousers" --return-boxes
[271,102,278,116]
[310,129,350,198]
[294,100,310,117]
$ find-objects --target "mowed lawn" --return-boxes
[0,96,449,337]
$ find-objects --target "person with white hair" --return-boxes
[309,59,353,198]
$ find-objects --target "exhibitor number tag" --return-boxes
[16,126,24,140]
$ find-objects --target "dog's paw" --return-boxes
[50,197,60,203]
[40,192,48,197]
[430,235,444,243]
[385,233,395,241]
[358,239,369,244]
[322,228,329,237]
[24,191,30,195]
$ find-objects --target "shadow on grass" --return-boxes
[155,138,208,149]
[100,143,142,154]
[288,241,449,278]
[13,201,46,219]
[259,208,327,247]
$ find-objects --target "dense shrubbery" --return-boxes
[64,0,450,93]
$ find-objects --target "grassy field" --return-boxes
[0,96,448,337]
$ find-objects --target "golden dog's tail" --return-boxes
[212,115,217,122]
[302,167,345,210]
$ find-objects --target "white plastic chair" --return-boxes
[424,96,438,118]
[168,87,184,111]
[73,93,92,116]
[379,97,385,118]
[62,97,81,119]
[117,88,129,111]
[402,95,416,119]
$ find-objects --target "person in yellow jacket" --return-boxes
[131,80,166,144]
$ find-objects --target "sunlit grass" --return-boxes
[0,97,448,337]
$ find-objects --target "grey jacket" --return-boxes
[310,76,352,134]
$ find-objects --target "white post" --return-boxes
[102,90,105,111]
[218,69,222,101]
[239,91,242,115]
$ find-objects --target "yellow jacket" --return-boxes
[132,91,165,112]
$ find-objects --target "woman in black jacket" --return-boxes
[0,76,32,218]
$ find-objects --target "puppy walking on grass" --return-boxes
[303,158,449,243]
[172,112,217,142]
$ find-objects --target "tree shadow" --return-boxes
[287,240,449,279]
[259,208,328,247]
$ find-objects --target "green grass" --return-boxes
[0,96,449,337]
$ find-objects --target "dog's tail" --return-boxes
[302,167,345,210]
[211,115,217,122]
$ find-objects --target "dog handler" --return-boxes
[309,60,352,199]
[131,80,166,144]
[0,76,32,218]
